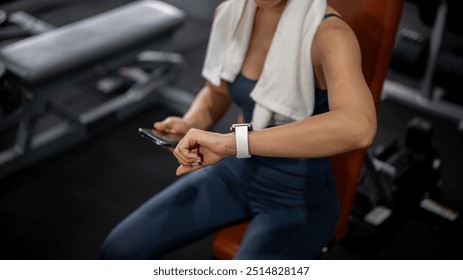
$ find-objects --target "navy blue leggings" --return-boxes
[100,157,339,260]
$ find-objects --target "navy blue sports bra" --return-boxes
[226,13,341,124]
[227,73,329,124]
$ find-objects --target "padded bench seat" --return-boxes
[0,0,185,85]
[0,0,187,179]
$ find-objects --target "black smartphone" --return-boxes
[138,128,183,148]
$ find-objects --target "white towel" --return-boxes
[201,0,327,129]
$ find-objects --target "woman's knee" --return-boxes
[99,231,138,260]
[99,217,154,260]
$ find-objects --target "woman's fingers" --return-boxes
[176,163,202,176]
[174,147,202,176]
[153,118,170,132]
[173,129,234,176]
[173,130,201,166]
[173,147,198,166]
[153,116,190,134]
[173,130,205,173]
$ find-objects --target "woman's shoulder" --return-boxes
[311,6,362,71]
[314,6,359,53]
[319,6,353,35]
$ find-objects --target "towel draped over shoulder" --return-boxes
[201,0,327,129]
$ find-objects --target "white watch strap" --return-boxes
[234,125,250,158]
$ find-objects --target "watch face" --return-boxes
[230,123,253,132]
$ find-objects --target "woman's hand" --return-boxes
[173,129,235,176]
[153,116,192,135]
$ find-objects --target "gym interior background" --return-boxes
[0,0,462,260]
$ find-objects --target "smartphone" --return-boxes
[138,128,183,148]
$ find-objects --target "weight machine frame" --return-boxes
[383,0,463,131]
[0,0,188,179]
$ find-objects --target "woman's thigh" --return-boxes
[100,167,248,259]
[234,201,339,260]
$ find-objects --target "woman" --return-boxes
[100,0,376,260]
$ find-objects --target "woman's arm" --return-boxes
[174,17,377,174]
[248,17,376,158]
[154,80,232,134]
[183,80,232,130]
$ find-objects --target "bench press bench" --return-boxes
[0,0,186,178]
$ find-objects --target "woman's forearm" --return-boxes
[173,108,376,175]
[247,109,376,158]
[182,83,232,130]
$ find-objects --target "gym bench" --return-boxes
[0,0,186,178]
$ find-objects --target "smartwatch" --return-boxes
[230,123,253,158]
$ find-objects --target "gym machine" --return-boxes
[384,0,463,130]
[0,0,188,179]
[0,9,54,43]
[343,117,460,255]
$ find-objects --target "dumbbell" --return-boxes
[390,29,429,78]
